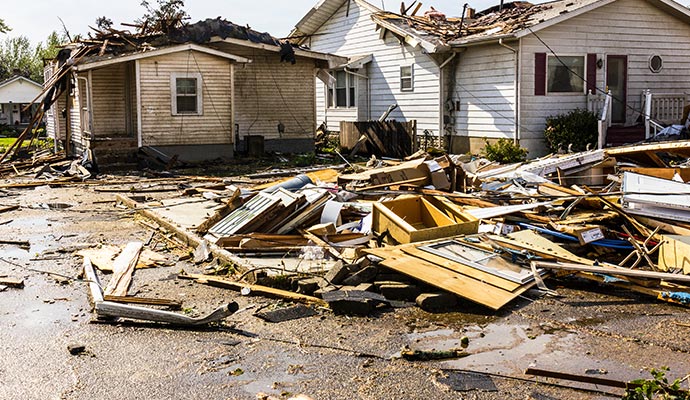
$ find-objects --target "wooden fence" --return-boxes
[340,120,417,158]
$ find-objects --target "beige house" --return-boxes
[45,22,344,169]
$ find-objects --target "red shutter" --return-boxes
[534,53,546,96]
[586,53,597,95]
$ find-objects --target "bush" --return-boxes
[544,108,598,153]
[481,138,528,164]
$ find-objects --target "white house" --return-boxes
[44,19,345,169]
[292,0,690,156]
[0,75,42,128]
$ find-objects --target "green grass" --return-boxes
[0,137,52,153]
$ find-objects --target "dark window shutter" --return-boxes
[535,53,546,96]
[586,53,597,94]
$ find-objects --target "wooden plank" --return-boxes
[532,261,690,284]
[180,273,328,307]
[104,242,143,297]
[366,248,532,310]
[0,277,24,288]
[0,205,19,214]
[400,246,522,292]
[103,295,182,309]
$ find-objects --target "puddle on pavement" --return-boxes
[406,321,623,377]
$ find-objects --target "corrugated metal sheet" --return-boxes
[209,193,280,236]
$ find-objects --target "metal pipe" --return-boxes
[498,38,520,144]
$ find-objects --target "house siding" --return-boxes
[452,43,517,149]
[519,0,690,155]
[138,51,233,147]
[90,63,128,137]
[209,42,318,152]
[306,0,440,135]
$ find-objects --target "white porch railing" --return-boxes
[642,90,689,138]
[588,90,612,149]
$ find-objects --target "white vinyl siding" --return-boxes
[454,43,516,140]
[519,0,690,155]
[307,1,440,134]
[138,51,232,147]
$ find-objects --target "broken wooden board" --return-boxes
[103,242,143,297]
[658,235,690,275]
[0,277,24,288]
[606,140,690,168]
[180,273,328,307]
[365,247,534,310]
[532,261,690,284]
[76,245,172,272]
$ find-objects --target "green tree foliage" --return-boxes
[0,31,65,83]
[136,0,189,35]
[0,18,9,33]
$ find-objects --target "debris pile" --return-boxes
[96,139,690,317]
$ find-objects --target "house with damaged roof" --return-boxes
[291,0,690,156]
[43,18,345,168]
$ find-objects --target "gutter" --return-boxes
[498,38,520,144]
[431,52,458,150]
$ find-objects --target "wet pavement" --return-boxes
[1,181,689,399]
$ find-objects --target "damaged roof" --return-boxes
[372,0,690,50]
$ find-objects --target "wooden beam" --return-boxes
[104,242,143,296]
[180,273,328,307]
[531,261,690,284]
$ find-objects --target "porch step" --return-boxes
[606,126,645,147]
[88,137,139,171]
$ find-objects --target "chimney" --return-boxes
[465,7,475,18]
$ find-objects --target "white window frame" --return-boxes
[400,65,414,92]
[327,70,357,109]
[546,55,586,95]
[171,72,203,115]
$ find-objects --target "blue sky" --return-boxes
[1,0,499,46]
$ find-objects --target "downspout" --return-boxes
[498,38,520,144]
[436,52,457,150]
[345,67,371,120]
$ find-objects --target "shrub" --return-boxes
[481,138,528,164]
[544,108,598,153]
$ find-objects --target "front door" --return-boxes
[606,55,627,124]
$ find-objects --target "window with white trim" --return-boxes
[328,70,357,108]
[171,73,203,115]
[400,65,414,92]
[547,55,585,93]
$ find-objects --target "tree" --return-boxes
[0,31,66,83]
[0,19,9,33]
[136,0,189,35]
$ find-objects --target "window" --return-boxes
[327,70,357,108]
[547,56,585,93]
[400,65,414,91]
[649,55,663,73]
[171,73,202,115]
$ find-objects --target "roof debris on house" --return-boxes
[372,0,608,49]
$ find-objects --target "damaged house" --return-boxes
[44,19,345,169]
[291,0,690,156]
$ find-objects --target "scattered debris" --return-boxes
[255,304,318,323]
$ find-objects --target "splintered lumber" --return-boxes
[0,239,30,248]
[103,295,182,309]
[532,261,690,284]
[103,242,143,296]
[365,247,533,310]
[115,194,253,272]
[0,277,24,288]
[83,258,237,325]
[0,205,19,214]
[180,273,328,307]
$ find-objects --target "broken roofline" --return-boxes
[372,0,690,50]
[208,36,347,66]
[74,43,251,72]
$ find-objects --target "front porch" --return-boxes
[588,90,689,148]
